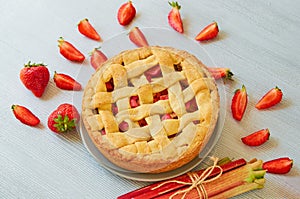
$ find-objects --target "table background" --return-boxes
[1,0,299,198]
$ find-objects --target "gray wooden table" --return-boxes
[1,0,299,198]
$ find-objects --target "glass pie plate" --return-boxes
[73,27,226,182]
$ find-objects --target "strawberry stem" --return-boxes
[24,61,46,67]
[53,114,77,132]
[226,70,234,80]
[168,1,181,9]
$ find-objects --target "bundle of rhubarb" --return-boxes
[118,158,266,199]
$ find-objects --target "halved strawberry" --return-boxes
[208,67,234,80]
[231,85,248,121]
[53,71,82,91]
[263,157,293,174]
[90,48,108,70]
[168,1,184,33]
[241,128,270,146]
[12,104,40,126]
[117,1,136,26]
[58,37,85,62]
[255,86,283,110]
[195,22,219,42]
[78,18,101,41]
[129,27,149,47]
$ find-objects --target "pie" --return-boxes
[82,46,220,173]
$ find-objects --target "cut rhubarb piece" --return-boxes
[153,89,169,103]
[100,129,106,135]
[119,121,129,132]
[161,114,172,120]
[105,78,114,92]
[185,97,198,112]
[161,112,178,120]
[130,96,140,108]
[138,119,147,127]
[180,79,189,90]
[144,64,162,82]
[111,103,118,115]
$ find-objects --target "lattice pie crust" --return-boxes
[82,46,219,173]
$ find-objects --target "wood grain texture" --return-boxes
[0,0,299,198]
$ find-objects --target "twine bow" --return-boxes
[153,157,223,199]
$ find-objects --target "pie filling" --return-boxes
[105,78,114,92]
[145,64,162,82]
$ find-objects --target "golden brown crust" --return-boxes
[82,46,219,173]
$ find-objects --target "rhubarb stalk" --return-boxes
[117,158,266,199]
[117,158,246,199]
[155,159,266,199]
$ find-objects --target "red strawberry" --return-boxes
[231,85,248,121]
[78,18,101,41]
[117,1,136,26]
[129,27,149,47]
[168,1,184,33]
[58,37,85,62]
[20,62,50,97]
[195,22,219,42]
[12,104,40,126]
[90,48,108,70]
[241,128,270,146]
[255,86,283,110]
[47,103,80,133]
[208,67,234,80]
[263,157,293,174]
[53,71,82,91]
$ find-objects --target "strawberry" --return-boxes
[47,103,80,133]
[58,37,85,62]
[53,71,82,91]
[263,157,293,174]
[20,61,50,97]
[241,128,270,146]
[117,1,136,26]
[129,27,149,47]
[168,1,184,33]
[12,104,40,126]
[231,85,248,121]
[208,67,234,80]
[78,18,101,41]
[255,86,283,110]
[90,48,108,70]
[195,22,219,42]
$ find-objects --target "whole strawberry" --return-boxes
[47,103,80,133]
[20,61,50,97]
